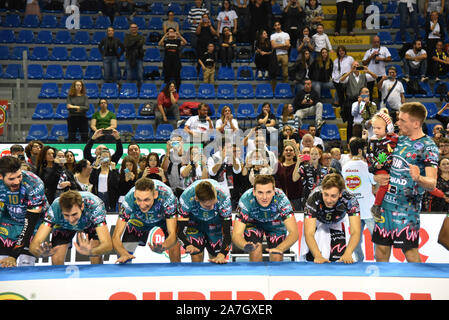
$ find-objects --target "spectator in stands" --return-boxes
[249,0,272,43]
[290,48,314,91]
[118,0,135,16]
[307,124,325,150]
[424,0,446,33]
[312,23,333,57]
[63,0,79,14]
[256,102,278,144]
[35,145,56,192]
[332,45,354,109]
[335,0,354,36]
[296,26,315,59]
[99,27,124,86]
[398,0,419,42]
[118,155,138,208]
[195,13,218,68]
[340,61,378,140]
[46,150,80,204]
[163,10,180,34]
[254,29,274,79]
[218,27,236,67]
[217,0,238,35]
[159,27,187,90]
[155,81,180,130]
[300,132,315,151]
[90,99,118,140]
[234,0,251,43]
[378,66,406,124]
[180,146,209,190]
[102,0,118,24]
[351,87,378,138]
[73,159,93,192]
[216,104,239,134]
[305,0,324,34]
[199,43,217,84]
[10,144,25,161]
[426,11,445,57]
[436,103,449,133]
[271,20,291,83]
[242,149,273,186]
[362,35,391,102]
[352,0,369,29]
[25,140,43,167]
[83,129,123,166]
[25,0,41,20]
[403,39,428,83]
[188,0,210,55]
[279,103,300,132]
[184,103,214,143]
[310,47,333,96]
[124,23,145,89]
[430,40,449,81]
[126,142,141,164]
[66,80,89,143]
[279,124,301,153]
[90,148,120,212]
[422,157,449,212]
[282,0,305,49]
[64,150,76,174]
[243,128,278,169]
[161,135,185,197]
[330,147,342,173]
[433,123,445,145]
[292,78,324,130]
[439,137,449,159]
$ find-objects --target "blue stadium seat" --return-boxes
[236,83,255,99]
[197,83,216,99]
[40,15,57,28]
[100,83,119,99]
[113,16,129,29]
[73,31,90,45]
[88,47,103,62]
[180,65,197,80]
[423,102,438,119]
[272,3,281,15]
[0,46,8,60]
[116,103,136,119]
[237,66,254,81]
[183,3,194,15]
[16,30,34,44]
[28,64,44,79]
[274,83,293,99]
[322,103,336,119]
[216,84,235,99]
[150,2,165,15]
[10,46,29,60]
[54,103,68,119]
[91,31,106,45]
[119,83,139,99]
[26,124,48,141]
[50,47,68,61]
[134,124,155,141]
[386,0,398,13]
[59,83,71,99]
[373,1,385,13]
[155,124,174,141]
[415,82,433,98]
[217,66,235,80]
[137,103,156,120]
[236,103,256,120]
[39,83,59,99]
[132,16,147,30]
[394,30,412,44]
[86,103,95,119]
[426,123,438,137]
[105,103,116,113]
[289,48,298,62]
[64,65,83,80]
[32,103,54,120]
[377,31,393,45]
[139,83,158,99]
[116,124,134,137]
[320,86,333,99]
[57,15,68,28]
[2,14,20,27]
[179,83,197,99]
[390,15,400,29]
[95,15,111,29]
[144,47,161,62]
[181,19,192,30]
[22,15,40,28]
[53,30,72,44]
[0,30,15,43]
[148,17,163,30]
[388,47,400,62]
[255,84,274,99]
[2,64,23,79]
[85,83,99,99]
[48,124,68,141]
[84,65,102,80]
[36,30,53,44]
[44,64,64,79]
[69,47,88,61]
[167,2,182,14]
[79,15,94,29]
[320,124,341,140]
[31,46,49,61]
[146,31,162,45]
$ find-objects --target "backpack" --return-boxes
[406,79,426,95]
[237,48,251,61]
[239,67,251,79]
[179,102,200,116]
[435,82,448,99]
[148,32,161,44]
[399,42,413,59]
[140,102,155,116]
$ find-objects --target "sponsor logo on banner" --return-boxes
[345,175,361,190]
[0,292,27,300]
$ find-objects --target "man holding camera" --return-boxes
[83,128,123,168]
[159,27,187,90]
[184,103,214,144]
[292,78,324,130]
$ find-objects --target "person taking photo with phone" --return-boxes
[138,152,167,184]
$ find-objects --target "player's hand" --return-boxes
[36,242,55,258]
[0,256,17,268]
[185,244,201,255]
[74,232,94,256]
[374,173,390,186]
[208,253,227,264]
[314,256,330,264]
[149,242,167,254]
[115,252,135,264]
[337,252,355,264]
[409,164,420,182]
[266,247,283,255]
[243,242,259,253]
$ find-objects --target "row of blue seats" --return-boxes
[32,101,338,121]
[377,30,449,46]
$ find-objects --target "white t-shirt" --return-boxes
[270,31,290,56]
[341,159,376,220]
[185,115,212,135]
[98,173,108,193]
[405,48,427,68]
[215,118,239,132]
[217,10,238,33]
[363,46,391,79]
[332,55,355,82]
[380,79,404,111]
[312,33,332,52]
[428,21,441,39]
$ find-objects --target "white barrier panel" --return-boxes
[35,213,449,265]
[1,262,449,300]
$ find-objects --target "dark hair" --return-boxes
[75,159,90,173]
[10,144,24,154]
[0,156,22,176]
[162,81,177,96]
[253,174,276,189]
[146,152,161,168]
[135,177,155,192]
[36,146,57,176]
[120,156,138,181]
[25,140,44,158]
[59,190,83,211]
[349,137,366,156]
[195,180,216,201]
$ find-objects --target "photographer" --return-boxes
[180,146,208,190]
[292,78,324,130]
[90,99,118,142]
[83,128,123,168]
[138,152,167,184]
[118,156,138,208]
[48,150,80,203]
[184,103,214,144]
[159,27,187,90]
[242,149,273,186]
[161,135,185,197]
[195,13,218,67]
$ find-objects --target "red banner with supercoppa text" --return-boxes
[0,100,8,136]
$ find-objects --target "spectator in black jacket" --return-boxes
[46,150,80,204]
[99,27,125,85]
[83,129,123,168]
[292,78,324,129]
[310,47,333,98]
[118,155,138,208]
[124,23,145,89]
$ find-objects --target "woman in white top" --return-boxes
[217,0,238,34]
[426,11,444,54]
[216,105,239,134]
[74,159,93,192]
[332,45,354,108]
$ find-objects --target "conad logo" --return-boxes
[0,292,27,300]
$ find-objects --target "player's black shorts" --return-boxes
[51,226,98,247]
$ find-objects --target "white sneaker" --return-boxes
[264,70,269,78]
[257,71,263,78]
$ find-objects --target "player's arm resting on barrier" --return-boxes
[438,216,449,251]
[159,217,178,251]
[231,218,252,250]
[88,224,113,256]
[410,164,437,191]
[112,217,136,263]
[176,218,197,252]
[219,217,232,257]
[267,215,299,255]
[338,215,361,264]
[304,217,330,263]
[29,222,53,257]
[10,207,43,260]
